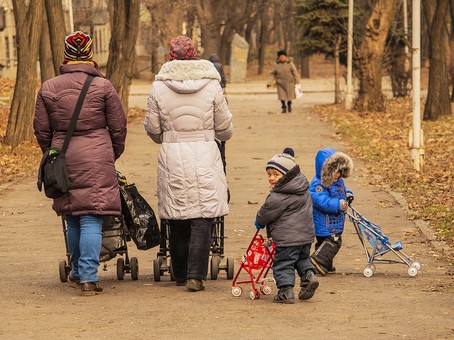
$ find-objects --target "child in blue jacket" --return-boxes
[309,148,354,275]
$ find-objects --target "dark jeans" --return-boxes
[168,218,213,282]
[273,244,314,288]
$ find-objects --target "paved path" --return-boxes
[0,81,452,339]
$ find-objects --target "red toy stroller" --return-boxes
[231,230,275,300]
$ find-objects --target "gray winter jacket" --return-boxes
[144,59,233,220]
[256,165,315,247]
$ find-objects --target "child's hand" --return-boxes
[340,199,348,211]
[255,220,265,230]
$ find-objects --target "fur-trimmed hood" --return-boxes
[156,59,221,81]
[315,148,353,188]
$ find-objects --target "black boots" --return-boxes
[287,101,292,113]
[310,236,342,276]
[280,101,292,113]
[298,270,319,300]
[273,285,295,304]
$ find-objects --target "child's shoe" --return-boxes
[298,270,319,300]
[273,286,295,304]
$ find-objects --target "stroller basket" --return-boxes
[347,205,421,277]
[231,230,275,300]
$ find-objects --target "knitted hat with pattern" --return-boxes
[168,36,198,61]
[266,148,296,175]
[64,31,93,63]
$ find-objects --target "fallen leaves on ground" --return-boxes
[311,97,454,258]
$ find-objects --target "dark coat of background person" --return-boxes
[34,63,127,216]
[208,54,227,89]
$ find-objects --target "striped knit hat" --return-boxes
[64,31,93,63]
[266,148,296,175]
[168,36,198,61]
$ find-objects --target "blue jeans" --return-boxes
[168,218,212,282]
[66,215,103,283]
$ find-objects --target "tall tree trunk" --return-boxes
[39,12,55,82]
[45,0,65,76]
[334,35,342,104]
[423,0,451,120]
[258,1,269,75]
[300,55,310,78]
[356,0,397,112]
[106,0,140,114]
[5,0,44,147]
[194,0,224,58]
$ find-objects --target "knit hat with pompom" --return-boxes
[266,147,296,175]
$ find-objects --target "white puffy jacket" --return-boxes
[144,60,233,220]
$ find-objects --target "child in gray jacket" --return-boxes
[255,148,319,304]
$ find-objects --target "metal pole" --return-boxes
[409,0,424,172]
[345,0,354,110]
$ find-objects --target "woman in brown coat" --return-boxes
[268,50,301,113]
[34,31,127,296]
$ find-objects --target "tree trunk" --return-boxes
[39,12,55,82]
[300,55,310,78]
[194,0,223,58]
[5,0,44,147]
[45,0,65,76]
[106,0,140,114]
[423,0,451,120]
[356,0,398,112]
[334,35,342,104]
[257,1,269,75]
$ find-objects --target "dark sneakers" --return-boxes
[187,279,205,292]
[80,282,104,296]
[176,281,187,286]
[273,286,295,304]
[298,270,319,301]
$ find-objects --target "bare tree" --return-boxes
[423,0,451,120]
[5,0,44,147]
[106,0,140,113]
[355,0,398,112]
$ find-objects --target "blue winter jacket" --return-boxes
[309,148,353,237]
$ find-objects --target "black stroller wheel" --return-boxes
[117,258,125,280]
[130,257,139,280]
[153,258,161,282]
[59,260,69,282]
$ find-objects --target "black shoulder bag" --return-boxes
[37,75,94,198]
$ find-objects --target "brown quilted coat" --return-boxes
[34,64,127,216]
[269,57,301,101]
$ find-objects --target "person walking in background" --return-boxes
[144,36,233,292]
[208,54,227,92]
[267,50,301,113]
[255,148,319,304]
[34,31,127,296]
[309,148,354,275]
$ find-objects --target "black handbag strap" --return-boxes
[61,75,94,154]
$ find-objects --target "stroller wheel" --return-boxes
[226,257,235,280]
[260,285,272,295]
[59,260,69,283]
[210,256,221,280]
[249,289,260,300]
[117,258,125,280]
[363,266,374,278]
[411,260,421,270]
[232,286,242,297]
[153,258,161,282]
[130,257,139,280]
[408,266,418,277]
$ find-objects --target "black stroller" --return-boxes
[152,141,234,281]
[58,214,139,282]
[347,204,421,277]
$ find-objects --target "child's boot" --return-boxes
[310,237,340,276]
[298,270,319,300]
[273,285,295,304]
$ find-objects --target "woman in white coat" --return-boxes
[144,36,233,292]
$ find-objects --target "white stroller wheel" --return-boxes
[411,260,421,270]
[231,286,242,297]
[408,266,418,277]
[249,290,260,300]
[260,285,272,295]
[363,266,374,278]
[370,264,376,273]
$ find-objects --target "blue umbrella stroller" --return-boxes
[347,204,421,277]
